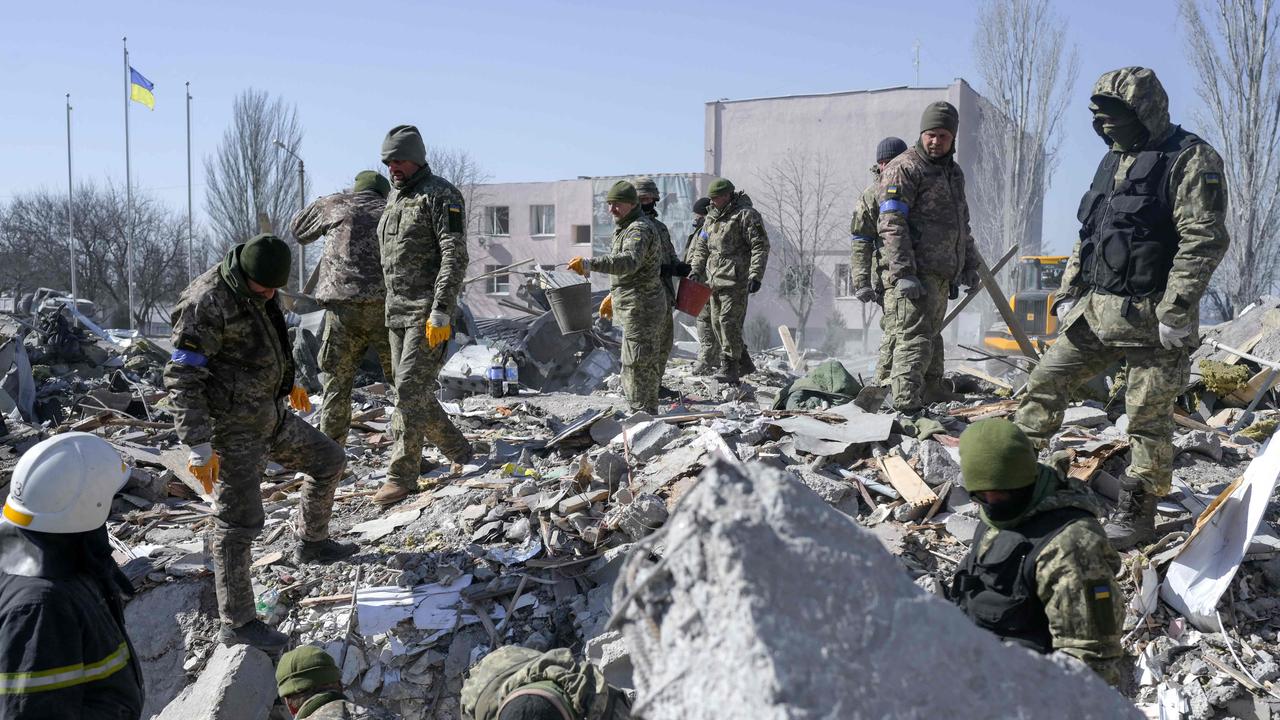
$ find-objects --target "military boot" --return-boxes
[691,360,716,376]
[372,481,412,507]
[739,352,757,376]
[219,619,288,654]
[295,538,359,565]
[1104,475,1159,551]
[922,380,961,404]
[714,355,740,384]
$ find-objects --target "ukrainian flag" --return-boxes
[129,67,154,110]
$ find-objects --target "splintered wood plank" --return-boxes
[877,455,937,508]
[778,325,804,372]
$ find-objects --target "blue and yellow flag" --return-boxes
[129,67,154,110]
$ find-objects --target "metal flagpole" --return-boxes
[123,37,136,331]
[66,94,78,315]
[186,81,194,280]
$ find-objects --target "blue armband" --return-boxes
[850,234,875,243]
[879,199,909,216]
[170,349,208,367]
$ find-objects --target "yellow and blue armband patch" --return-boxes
[170,349,208,367]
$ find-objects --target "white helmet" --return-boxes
[2,432,130,534]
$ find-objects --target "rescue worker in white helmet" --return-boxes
[0,432,144,719]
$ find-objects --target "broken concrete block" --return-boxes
[945,512,981,543]
[621,420,681,462]
[154,643,276,720]
[615,458,1141,719]
[1063,405,1110,429]
[127,580,210,718]
[585,629,634,691]
[1175,430,1224,462]
[919,440,962,488]
[613,493,669,541]
[594,451,629,486]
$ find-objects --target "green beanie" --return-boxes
[606,180,638,204]
[276,646,341,697]
[240,233,292,289]
[380,124,427,167]
[634,176,660,199]
[353,170,390,198]
[958,418,1038,493]
[708,178,735,197]
[920,101,960,135]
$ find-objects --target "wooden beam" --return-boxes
[778,325,804,371]
[877,455,936,507]
[943,244,1019,328]
[974,251,1040,360]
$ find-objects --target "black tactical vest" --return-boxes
[947,507,1091,653]
[1077,128,1203,298]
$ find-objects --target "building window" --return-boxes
[485,264,510,295]
[484,206,510,236]
[835,263,854,297]
[572,225,591,245]
[530,205,555,236]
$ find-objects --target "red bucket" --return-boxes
[675,277,712,316]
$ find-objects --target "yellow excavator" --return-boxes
[981,256,1069,355]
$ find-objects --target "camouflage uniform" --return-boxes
[643,207,677,382]
[290,189,394,443]
[851,166,915,386]
[684,219,721,371]
[165,247,345,627]
[378,165,473,489]
[460,646,631,720]
[877,145,979,410]
[1014,68,1230,496]
[594,206,664,413]
[687,192,770,376]
[296,694,377,719]
[950,466,1125,685]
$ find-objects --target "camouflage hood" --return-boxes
[1090,66,1173,149]
[708,191,754,222]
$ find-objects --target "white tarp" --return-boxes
[1161,436,1280,630]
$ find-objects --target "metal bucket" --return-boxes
[546,282,594,335]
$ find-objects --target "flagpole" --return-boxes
[123,36,136,331]
[186,81,194,280]
[66,94,78,318]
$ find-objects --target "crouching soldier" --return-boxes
[461,645,630,720]
[276,646,377,719]
[947,419,1125,685]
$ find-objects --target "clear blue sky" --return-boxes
[1,0,1193,254]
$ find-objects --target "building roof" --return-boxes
[705,82,965,106]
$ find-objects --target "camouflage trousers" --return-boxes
[617,301,664,414]
[695,301,719,370]
[1014,318,1189,495]
[656,293,675,381]
[318,300,393,444]
[886,274,950,410]
[874,292,897,385]
[708,286,750,371]
[387,321,471,489]
[210,410,345,626]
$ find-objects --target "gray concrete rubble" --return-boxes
[154,644,277,720]
[613,457,1141,719]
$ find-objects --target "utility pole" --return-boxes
[66,94,78,314]
[913,39,921,86]
[123,37,135,331]
[272,139,305,288]
[186,82,195,280]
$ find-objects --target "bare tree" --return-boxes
[204,89,308,284]
[756,153,848,348]
[970,0,1078,329]
[1183,0,1280,318]
[427,147,492,237]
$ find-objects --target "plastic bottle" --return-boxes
[255,589,286,626]
[504,357,519,396]
[488,354,505,398]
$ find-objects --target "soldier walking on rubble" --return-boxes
[877,102,978,412]
[374,124,474,507]
[684,196,721,376]
[850,136,909,385]
[1013,67,1230,551]
[635,176,690,396]
[948,419,1125,685]
[568,181,665,414]
[290,170,395,445]
[165,233,357,653]
[461,645,631,720]
[687,178,769,384]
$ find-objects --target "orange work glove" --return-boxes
[426,310,452,348]
[187,442,220,495]
[598,293,613,320]
[289,385,312,413]
[567,256,590,277]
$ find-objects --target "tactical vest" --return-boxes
[947,507,1091,653]
[1077,128,1202,298]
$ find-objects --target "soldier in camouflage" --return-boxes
[1014,67,1230,550]
[850,136,909,385]
[568,181,665,414]
[947,419,1125,686]
[290,170,394,445]
[877,102,979,412]
[374,125,474,506]
[635,177,693,394]
[460,645,631,720]
[687,178,770,383]
[165,234,357,653]
[683,196,722,375]
[276,646,378,719]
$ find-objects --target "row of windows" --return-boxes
[482,205,558,237]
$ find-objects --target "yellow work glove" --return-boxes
[187,442,220,495]
[426,310,452,348]
[289,385,312,413]
[567,256,590,277]
[598,293,613,320]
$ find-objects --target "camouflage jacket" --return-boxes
[642,207,678,301]
[460,646,630,720]
[164,246,295,446]
[974,467,1124,683]
[377,165,469,328]
[296,692,378,719]
[593,206,665,306]
[850,166,885,292]
[1059,67,1230,347]
[877,145,979,286]
[289,189,386,303]
[688,192,770,290]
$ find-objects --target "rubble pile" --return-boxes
[3,294,1280,718]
